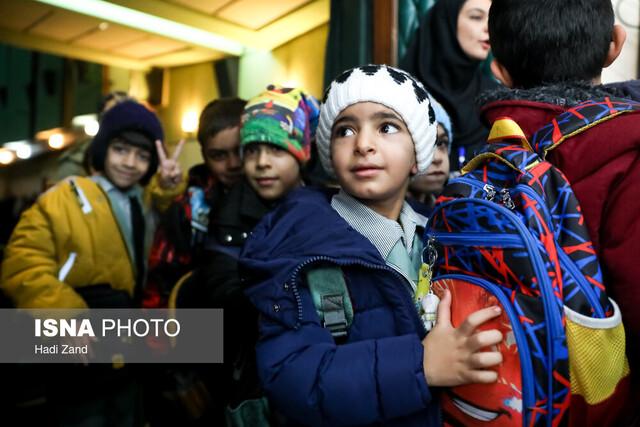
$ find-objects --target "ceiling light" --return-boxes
[98,22,109,31]
[72,114,100,136]
[4,141,33,159]
[49,134,65,149]
[0,149,15,165]
[84,120,99,136]
[16,145,32,159]
[35,0,244,55]
[181,110,199,134]
[282,80,300,89]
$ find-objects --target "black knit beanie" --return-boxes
[90,101,164,186]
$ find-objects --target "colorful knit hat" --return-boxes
[317,64,438,177]
[240,85,320,164]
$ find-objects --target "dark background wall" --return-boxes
[0,44,102,145]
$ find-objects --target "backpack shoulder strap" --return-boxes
[305,267,353,340]
[532,97,640,158]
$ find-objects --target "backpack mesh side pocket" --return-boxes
[564,299,630,426]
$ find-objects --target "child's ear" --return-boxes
[604,24,627,68]
[490,59,514,88]
[410,162,418,176]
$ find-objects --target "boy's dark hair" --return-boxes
[489,0,614,89]
[197,97,246,148]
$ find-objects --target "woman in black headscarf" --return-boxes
[401,0,497,170]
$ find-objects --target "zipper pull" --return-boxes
[500,188,515,210]
[483,184,497,202]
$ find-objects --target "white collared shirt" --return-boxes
[331,189,427,260]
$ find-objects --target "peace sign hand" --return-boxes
[156,139,185,189]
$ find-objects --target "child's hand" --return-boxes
[156,139,185,189]
[422,289,503,387]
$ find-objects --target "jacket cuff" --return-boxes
[146,172,188,213]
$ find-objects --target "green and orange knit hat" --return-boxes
[240,85,320,164]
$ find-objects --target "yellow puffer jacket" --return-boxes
[2,177,141,309]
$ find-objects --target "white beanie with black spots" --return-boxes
[317,64,438,177]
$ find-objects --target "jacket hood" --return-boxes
[479,82,625,138]
[478,81,618,107]
[479,81,640,187]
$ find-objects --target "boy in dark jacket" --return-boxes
[179,85,319,311]
[146,98,246,307]
[239,65,504,426]
[175,86,320,425]
[481,0,639,414]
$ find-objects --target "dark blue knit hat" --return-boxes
[90,101,164,186]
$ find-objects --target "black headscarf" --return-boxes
[401,0,498,163]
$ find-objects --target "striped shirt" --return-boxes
[331,189,427,261]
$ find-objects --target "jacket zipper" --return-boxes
[69,178,93,214]
[288,255,426,336]
[289,255,437,421]
[386,262,417,294]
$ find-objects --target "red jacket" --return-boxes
[480,84,640,377]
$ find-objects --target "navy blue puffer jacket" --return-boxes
[239,188,441,426]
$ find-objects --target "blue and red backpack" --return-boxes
[425,98,638,426]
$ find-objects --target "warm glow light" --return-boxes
[0,149,15,165]
[72,114,99,137]
[84,120,99,136]
[49,134,65,149]
[35,0,244,55]
[282,80,300,89]
[16,144,32,159]
[181,110,199,134]
[5,142,33,159]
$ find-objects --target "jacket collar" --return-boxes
[331,189,426,260]
[215,178,272,228]
[479,82,619,138]
[240,188,387,287]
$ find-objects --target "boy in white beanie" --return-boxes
[239,65,503,426]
